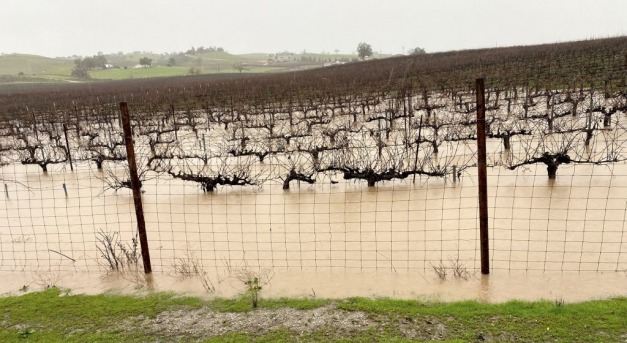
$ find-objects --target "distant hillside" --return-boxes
[2,36,623,114]
[0,54,74,81]
[0,50,366,82]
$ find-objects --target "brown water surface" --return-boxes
[1,160,626,301]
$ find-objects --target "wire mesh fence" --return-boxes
[1,82,626,275]
[1,159,626,273]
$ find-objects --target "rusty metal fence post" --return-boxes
[475,78,490,275]
[119,102,152,273]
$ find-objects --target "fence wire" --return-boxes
[2,160,626,273]
[0,84,626,275]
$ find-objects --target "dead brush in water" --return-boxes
[429,261,448,281]
[96,230,140,273]
[170,246,215,294]
[430,257,472,281]
[32,271,66,290]
[449,257,471,280]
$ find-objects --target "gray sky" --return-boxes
[1,0,625,57]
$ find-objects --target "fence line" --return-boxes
[0,84,626,276]
[1,159,626,273]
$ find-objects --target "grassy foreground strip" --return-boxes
[0,288,625,342]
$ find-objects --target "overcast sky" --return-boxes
[1,0,625,57]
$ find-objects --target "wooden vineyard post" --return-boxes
[475,78,490,275]
[119,102,152,274]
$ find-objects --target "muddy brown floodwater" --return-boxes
[1,159,626,302]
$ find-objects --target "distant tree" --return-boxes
[410,47,426,55]
[232,62,246,73]
[167,57,176,66]
[71,59,90,79]
[139,57,152,67]
[17,71,25,77]
[357,42,373,60]
[71,54,107,74]
[93,54,107,69]
[188,67,201,75]
[81,56,97,69]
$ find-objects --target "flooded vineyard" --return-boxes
[1,159,626,301]
[1,36,627,300]
[1,84,626,301]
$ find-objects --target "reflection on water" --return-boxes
[1,159,626,300]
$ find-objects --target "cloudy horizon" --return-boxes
[1,0,625,58]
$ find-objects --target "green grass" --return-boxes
[0,50,344,83]
[337,297,627,342]
[89,66,192,80]
[1,288,625,342]
[88,65,286,80]
[0,54,74,81]
[0,50,336,83]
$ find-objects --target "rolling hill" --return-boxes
[0,54,74,81]
[0,49,364,83]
